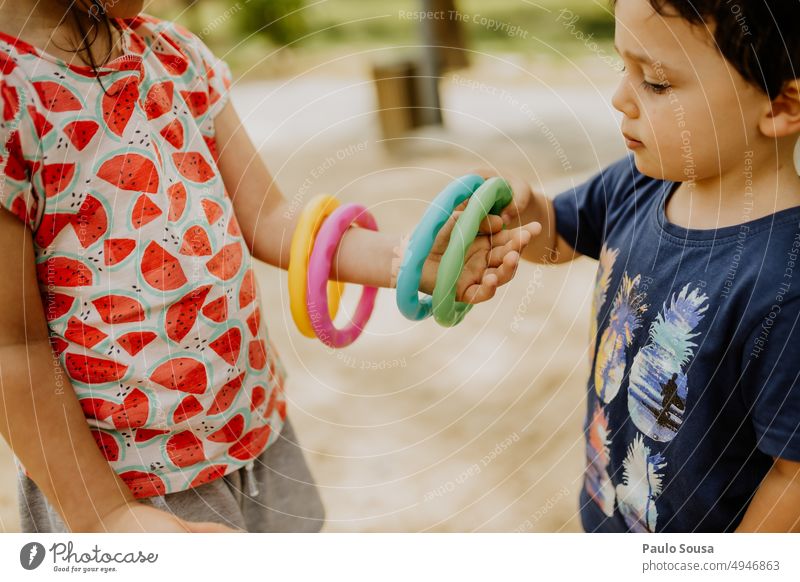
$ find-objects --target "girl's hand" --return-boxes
[471,168,536,227]
[87,501,244,533]
[416,213,541,304]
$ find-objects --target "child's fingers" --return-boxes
[491,251,521,287]
[477,214,504,234]
[486,225,537,267]
[461,273,498,304]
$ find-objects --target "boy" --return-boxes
[492,0,800,532]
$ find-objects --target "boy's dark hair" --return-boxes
[612,0,799,99]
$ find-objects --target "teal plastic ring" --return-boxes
[395,174,485,321]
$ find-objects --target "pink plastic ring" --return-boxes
[307,203,379,348]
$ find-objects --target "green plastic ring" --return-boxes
[431,177,513,327]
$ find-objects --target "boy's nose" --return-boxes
[612,78,640,119]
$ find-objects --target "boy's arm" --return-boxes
[471,169,581,265]
[0,209,235,533]
[735,457,800,532]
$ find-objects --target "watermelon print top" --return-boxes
[0,15,288,498]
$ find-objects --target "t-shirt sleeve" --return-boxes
[740,297,800,461]
[551,156,632,260]
[0,75,41,231]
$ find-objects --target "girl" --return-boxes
[0,0,539,532]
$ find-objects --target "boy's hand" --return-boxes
[88,501,244,533]
[414,212,541,304]
[470,167,536,227]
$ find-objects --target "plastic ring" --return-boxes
[432,177,513,327]
[307,203,379,348]
[289,194,345,337]
[395,175,485,321]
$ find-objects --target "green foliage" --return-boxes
[235,0,308,45]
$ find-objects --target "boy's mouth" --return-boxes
[622,131,644,149]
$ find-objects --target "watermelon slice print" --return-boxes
[116,330,157,356]
[98,152,159,193]
[64,316,107,348]
[63,120,99,151]
[209,327,242,367]
[206,242,242,281]
[102,78,139,136]
[156,51,189,75]
[201,199,223,224]
[92,294,145,324]
[41,163,75,198]
[103,238,136,266]
[159,118,184,149]
[166,430,206,467]
[141,241,187,291]
[172,394,203,424]
[165,284,212,342]
[228,425,271,461]
[150,356,208,394]
[40,291,75,321]
[2,132,26,181]
[132,194,162,228]
[179,90,209,117]
[190,464,228,488]
[179,224,212,256]
[239,268,257,308]
[49,336,69,356]
[201,295,227,323]
[134,427,170,443]
[36,256,93,287]
[65,352,128,384]
[173,152,214,183]
[207,414,245,443]
[80,387,149,429]
[248,339,267,370]
[246,307,261,336]
[120,470,166,498]
[71,194,108,248]
[249,386,266,412]
[27,105,53,139]
[35,212,73,247]
[91,429,120,462]
[207,371,246,415]
[167,182,187,222]
[32,80,82,111]
[143,81,173,120]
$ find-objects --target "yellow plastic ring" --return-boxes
[289,194,345,337]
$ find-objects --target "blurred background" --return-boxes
[1,0,630,532]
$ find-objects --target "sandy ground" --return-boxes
[1,54,628,532]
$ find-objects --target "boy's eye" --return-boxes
[640,80,671,94]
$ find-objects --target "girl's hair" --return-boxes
[611,0,799,99]
[58,0,116,75]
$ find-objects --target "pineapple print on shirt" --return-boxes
[628,284,709,441]
[594,272,648,404]
[616,433,666,532]
[0,15,287,498]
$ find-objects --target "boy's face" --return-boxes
[611,0,769,183]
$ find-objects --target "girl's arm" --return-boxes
[735,457,800,532]
[0,209,237,533]
[214,103,540,302]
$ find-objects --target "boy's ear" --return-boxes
[759,79,800,139]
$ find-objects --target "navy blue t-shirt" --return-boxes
[552,155,800,533]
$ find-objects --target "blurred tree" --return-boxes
[235,0,308,45]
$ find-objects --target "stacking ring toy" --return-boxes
[289,195,346,337]
[395,174,485,321]
[307,203,379,348]
[432,177,513,327]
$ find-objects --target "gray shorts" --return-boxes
[17,416,325,533]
